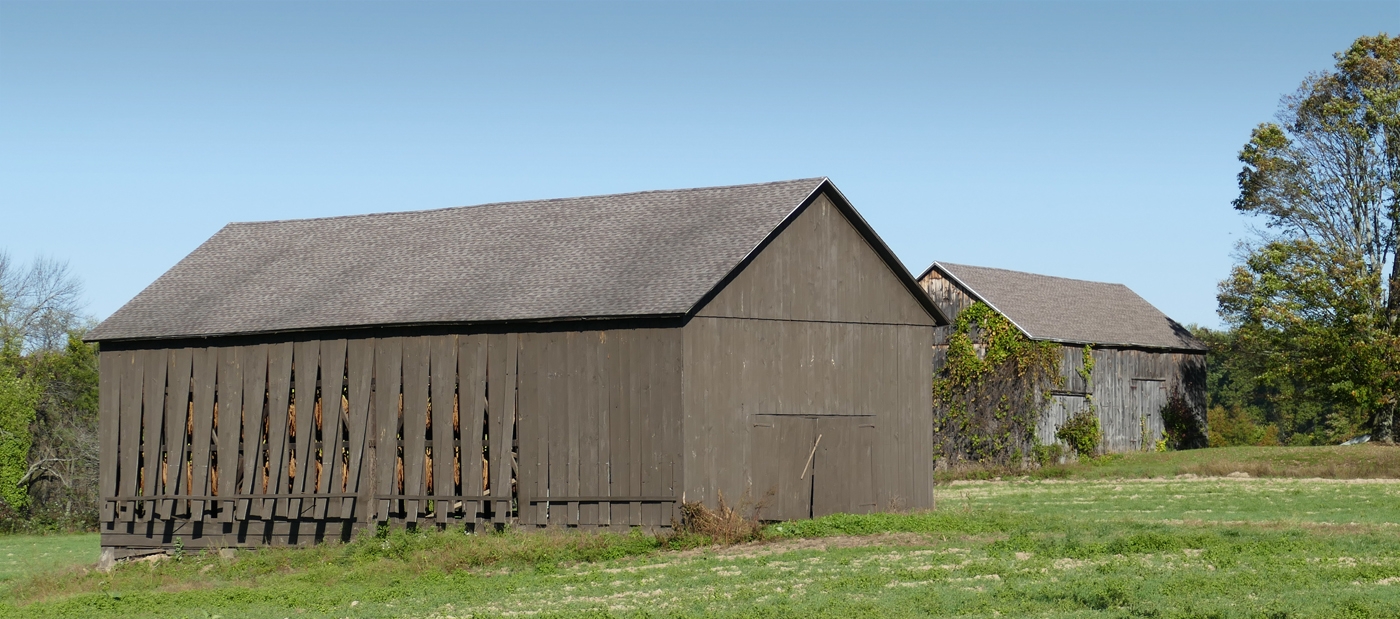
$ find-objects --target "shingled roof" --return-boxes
[926,262,1205,351]
[90,178,936,342]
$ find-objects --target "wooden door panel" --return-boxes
[813,417,875,517]
[750,416,815,521]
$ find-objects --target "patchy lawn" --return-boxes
[939,443,1400,483]
[4,447,1400,618]
[0,533,99,588]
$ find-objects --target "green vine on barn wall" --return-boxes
[1078,344,1095,387]
[932,303,1062,467]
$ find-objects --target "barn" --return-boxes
[919,262,1206,454]
[87,178,943,555]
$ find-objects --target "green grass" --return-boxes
[0,534,99,586]
[938,443,1400,483]
[5,446,1400,617]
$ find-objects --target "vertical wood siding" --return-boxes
[683,318,933,518]
[1026,345,1205,452]
[99,328,685,552]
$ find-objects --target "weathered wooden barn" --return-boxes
[919,262,1206,453]
[87,178,943,555]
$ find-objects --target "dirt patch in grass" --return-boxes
[680,531,937,560]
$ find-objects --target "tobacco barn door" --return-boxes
[1131,378,1168,449]
[812,417,875,517]
[750,416,814,521]
[751,416,876,521]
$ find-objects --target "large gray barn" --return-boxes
[919,262,1206,453]
[88,178,942,555]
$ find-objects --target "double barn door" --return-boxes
[751,416,875,521]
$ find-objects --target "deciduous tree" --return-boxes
[1221,34,1400,443]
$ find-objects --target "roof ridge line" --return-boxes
[935,261,1131,288]
[229,177,830,226]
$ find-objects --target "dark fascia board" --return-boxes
[918,262,1207,353]
[687,178,949,326]
[93,314,691,351]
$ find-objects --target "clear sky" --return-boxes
[1,1,1395,327]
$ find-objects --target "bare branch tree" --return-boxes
[0,250,85,353]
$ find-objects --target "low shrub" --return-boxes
[1057,409,1102,457]
[1032,443,1065,467]
[1161,390,1207,450]
[1208,405,1281,447]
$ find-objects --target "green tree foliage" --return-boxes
[22,332,100,525]
[1219,34,1400,445]
[0,349,39,509]
[932,303,1061,466]
[0,251,96,529]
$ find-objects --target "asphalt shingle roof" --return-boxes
[90,178,830,341]
[932,262,1205,351]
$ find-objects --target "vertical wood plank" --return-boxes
[640,332,659,526]
[515,334,537,527]
[98,351,120,523]
[458,335,486,523]
[564,332,582,526]
[264,342,295,517]
[401,336,430,523]
[373,337,403,521]
[544,333,568,527]
[577,332,597,527]
[291,340,320,517]
[659,329,681,525]
[607,330,629,526]
[139,349,168,521]
[628,332,643,526]
[160,349,194,518]
[237,345,268,519]
[315,339,347,519]
[211,345,242,520]
[430,335,458,523]
[342,339,374,519]
[531,333,555,526]
[117,351,143,521]
[188,348,218,521]
[492,333,515,520]
[494,333,518,524]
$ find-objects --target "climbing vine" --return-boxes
[932,303,1062,467]
[1078,344,1095,387]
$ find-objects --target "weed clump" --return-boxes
[672,492,765,546]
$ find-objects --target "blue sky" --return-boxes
[1,1,1395,327]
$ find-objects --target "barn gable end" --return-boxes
[682,188,938,519]
[695,191,937,326]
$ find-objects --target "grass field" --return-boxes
[937,444,1400,482]
[3,446,1400,618]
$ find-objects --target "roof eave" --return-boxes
[85,311,691,346]
[1022,335,1208,354]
